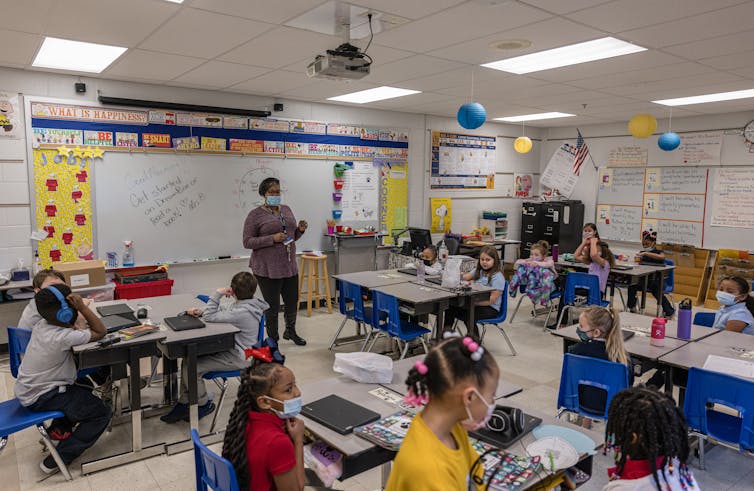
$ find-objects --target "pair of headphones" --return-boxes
[486,405,525,439]
[46,285,74,324]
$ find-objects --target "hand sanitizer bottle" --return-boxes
[122,240,135,267]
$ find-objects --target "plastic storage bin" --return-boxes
[73,282,116,302]
[114,279,174,300]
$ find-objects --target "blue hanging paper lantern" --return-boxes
[457,102,486,129]
[658,132,681,151]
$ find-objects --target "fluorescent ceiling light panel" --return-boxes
[33,37,127,73]
[494,112,575,122]
[328,86,421,104]
[482,37,646,74]
[653,88,754,106]
[163,0,184,3]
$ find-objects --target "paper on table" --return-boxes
[703,354,754,380]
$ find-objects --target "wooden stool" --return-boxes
[298,255,333,317]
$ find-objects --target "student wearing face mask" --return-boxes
[405,245,443,275]
[243,178,308,346]
[713,276,754,334]
[626,231,674,318]
[386,334,499,491]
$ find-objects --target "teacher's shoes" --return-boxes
[284,330,307,346]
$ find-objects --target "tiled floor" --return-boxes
[1,298,753,491]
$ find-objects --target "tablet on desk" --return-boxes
[301,394,381,435]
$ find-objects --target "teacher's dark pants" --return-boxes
[256,274,299,340]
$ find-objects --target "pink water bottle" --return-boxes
[650,318,667,347]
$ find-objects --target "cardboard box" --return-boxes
[53,260,106,289]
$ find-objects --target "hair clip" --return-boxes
[462,336,485,361]
[414,360,428,375]
[443,331,461,339]
[403,388,429,407]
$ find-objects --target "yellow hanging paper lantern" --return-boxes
[628,114,657,138]
[513,136,533,154]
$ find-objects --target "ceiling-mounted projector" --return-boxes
[307,42,371,80]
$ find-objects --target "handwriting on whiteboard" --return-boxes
[126,164,206,229]
[711,168,754,229]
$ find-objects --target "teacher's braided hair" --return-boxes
[405,335,497,404]
[221,360,285,490]
[605,386,692,490]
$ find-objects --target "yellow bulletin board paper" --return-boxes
[379,159,408,245]
[430,197,452,233]
[34,149,94,267]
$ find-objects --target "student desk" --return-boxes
[552,324,689,362]
[555,260,674,317]
[333,269,411,289]
[73,326,166,474]
[301,376,601,489]
[380,355,523,399]
[620,312,718,341]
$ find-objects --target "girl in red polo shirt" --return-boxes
[222,360,305,491]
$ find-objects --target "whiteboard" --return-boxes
[596,205,643,243]
[597,167,644,206]
[644,167,708,194]
[94,152,352,265]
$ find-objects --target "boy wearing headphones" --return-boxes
[18,269,90,330]
[14,284,111,474]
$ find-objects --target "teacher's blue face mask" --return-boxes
[266,195,281,206]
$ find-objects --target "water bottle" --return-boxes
[650,317,666,347]
[552,244,559,262]
[416,259,426,283]
[677,298,692,340]
[122,240,135,267]
[439,240,449,264]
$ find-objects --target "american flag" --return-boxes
[572,129,590,175]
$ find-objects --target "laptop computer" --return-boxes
[100,314,141,333]
[622,330,636,341]
[301,394,381,435]
[97,303,134,317]
[397,268,417,276]
[613,264,634,271]
[164,315,206,331]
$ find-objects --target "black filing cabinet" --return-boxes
[520,201,585,258]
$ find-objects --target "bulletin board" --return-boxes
[430,131,496,189]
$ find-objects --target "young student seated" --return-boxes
[569,307,633,425]
[604,386,699,490]
[222,357,307,491]
[161,272,269,423]
[14,284,111,474]
[386,333,499,491]
[18,269,89,330]
[405,245,443,275]
[510,240,557,306]
[713,275,754,334]
[444,245,506,337]
[626,231,674,318]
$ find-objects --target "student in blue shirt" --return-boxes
[445,245,506,338]
[714,276,754,335]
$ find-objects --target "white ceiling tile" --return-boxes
[698,50,754,71]
[601,72,747,98]
[662,30,754,61]
[368,91,449,109]
[399,67,513,93]
[278,79,379,101]
[374,2,552,53]
[434,74,551,97]
[682,99,754,114]
[105,50,205,82]
[190,0,326,24]
[44,0,180,47]
[729,66,754,80]
[0,30,41,67]
[172,61,270,88]
[568,0,745,34]
[1,0,54,34]
[229,70,312,95]
[220,27,340,69]
[348,0,466,20]
[621,2,754,49]
[140,8,273,59]
[366,55,465,85]
[639,81,754,103]
[428,17,605,65]
[518,0,613,15]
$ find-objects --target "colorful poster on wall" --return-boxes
[177,112,223,127]
[142,133,171,147]
[514,173,533,197]
[201,137,226,151]
[361,128,379,140]
[174,136,200,150]
[229,139,264,152]
[328,124,361,137]
[34,149,94,267]
[264,141,285,154]
[430,131,496,189]
[31,102,148,124]
[115,132,139,147]
[223,116,248,129]
[149,110,176,125]
[340,161,379,221]
[0,92,21,138]
[250,118,290,132]
[84,130,113,146]
[33,128,83,145]
[378,159,408,244]
[289,120,327,134]
[430,197,452,233]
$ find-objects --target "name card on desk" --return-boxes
[703,354,754,380]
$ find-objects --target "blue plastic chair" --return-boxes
[367,290,430,359]
[555,272,609,327]
[202,314,264,433]
[509,282,562,331]
[663,259,676,310]
[191,429,240,491]
[8,326,99,380]
[476,282,515,355]
[693,312,715,328]
[330,280,374,351]
[556,353,630,420]
[683,367,754,469]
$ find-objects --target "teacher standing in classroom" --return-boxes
[243,177,308,346]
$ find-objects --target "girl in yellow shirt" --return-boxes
[386,334,500,491]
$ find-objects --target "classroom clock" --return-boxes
[744,120,754,144]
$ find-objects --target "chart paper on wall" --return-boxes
[710,168,754,229]
[430,131,495,189]
[541,143,579,198]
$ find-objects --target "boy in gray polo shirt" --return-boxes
[14,284,111,474]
